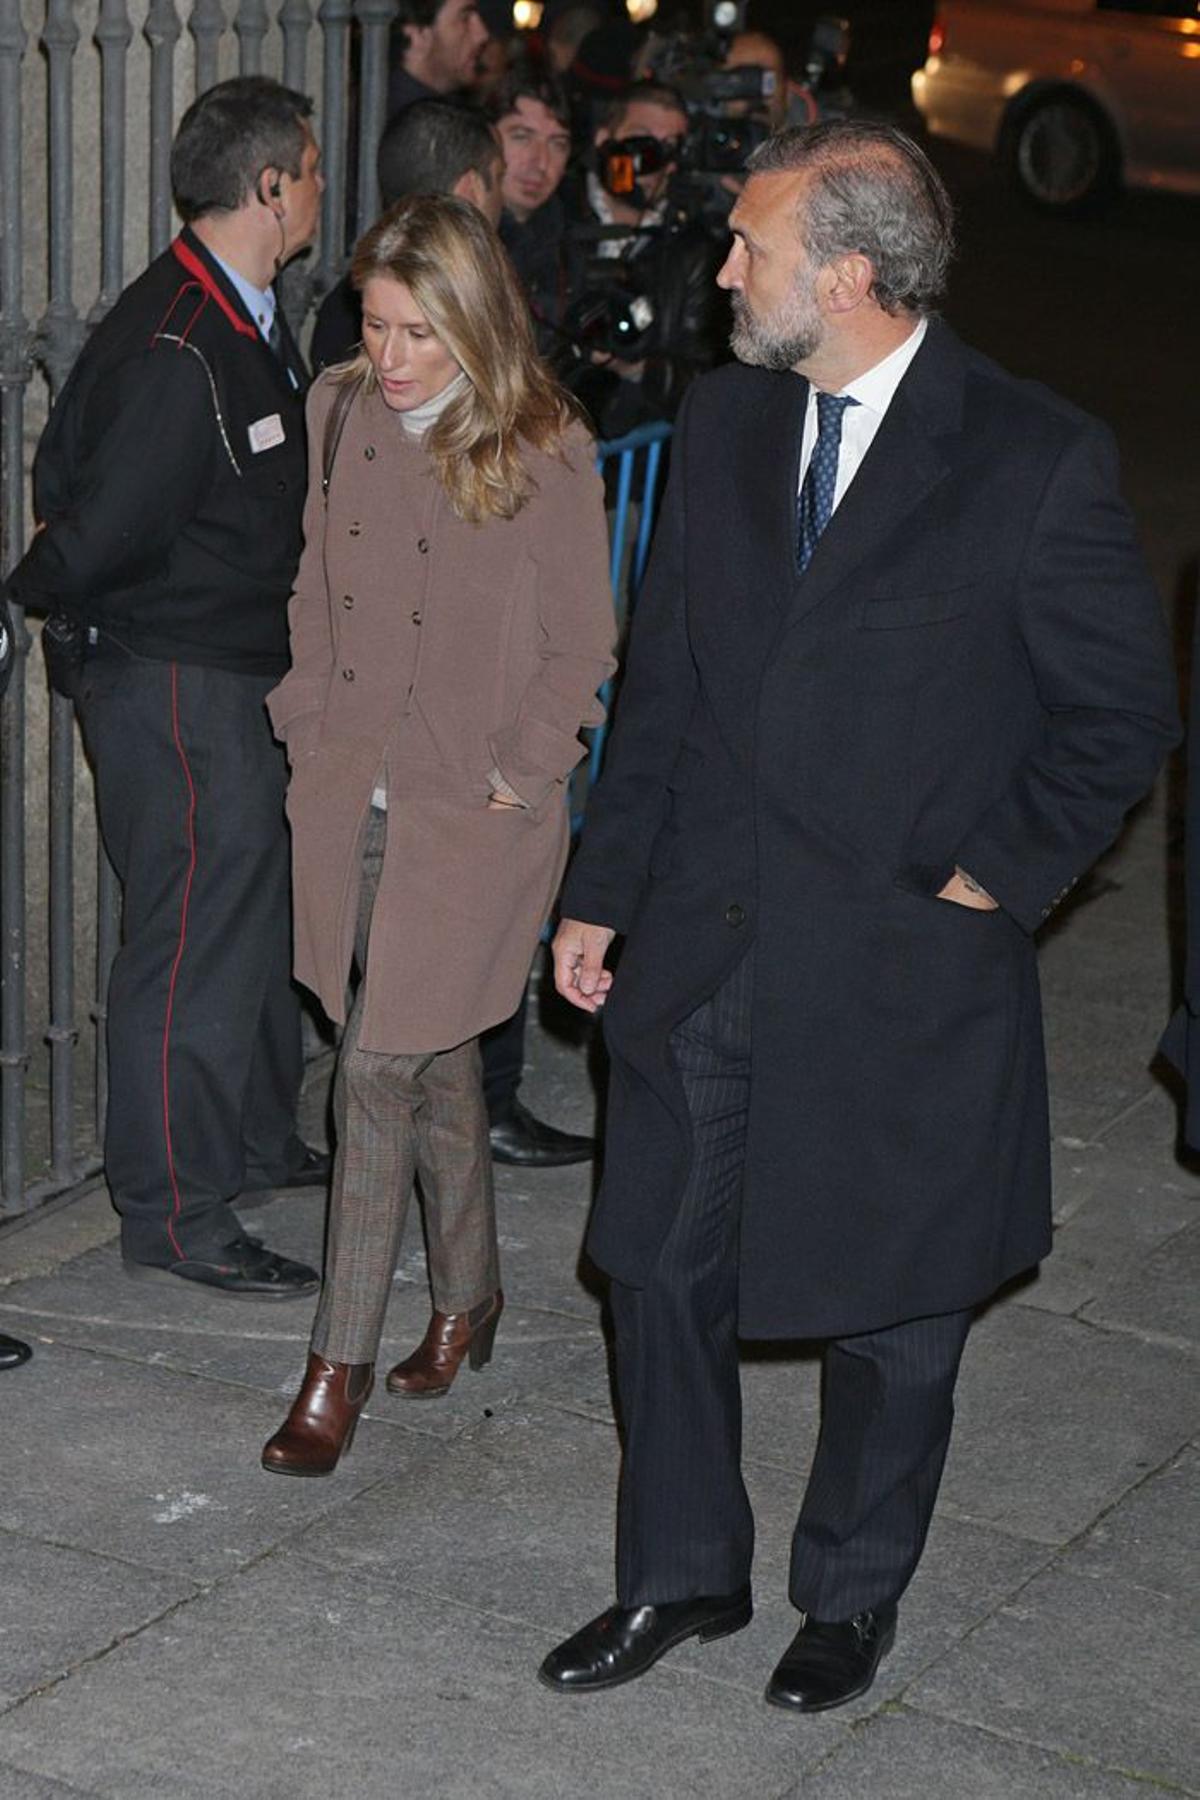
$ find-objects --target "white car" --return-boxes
[912,0,1200,213]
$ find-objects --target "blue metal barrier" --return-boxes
[582,420,673,808]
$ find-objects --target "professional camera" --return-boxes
[639,1,776,179]
[551,219,659,366]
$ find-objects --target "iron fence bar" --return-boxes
[90,0,133,1173]
[146,0,182,258]
[277,0,317,330]
[278,0,311,95]
[189,0,225,95]
[235,0,268,75]
[39,0,87,1189]
[0,0,31,1211]
[353,0,395,239]
[316,0,353,294]
[91,0,133,328]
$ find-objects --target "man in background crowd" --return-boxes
[311,99,503,369]
[487,71,578,365]
[388,0,490,119]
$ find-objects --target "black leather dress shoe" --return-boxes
[123,1237,319,1300]
[765,1604,897,1713]
[539,1588,752,1693]
[489,1100,594,1168]
[244,1145,331,1192]
[0,1332,32,1370]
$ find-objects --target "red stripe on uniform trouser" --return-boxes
[161,662,199,1261]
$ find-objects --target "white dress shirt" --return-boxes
[797,317,928,512]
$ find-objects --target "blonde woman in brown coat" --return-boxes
[261,195,615,1477]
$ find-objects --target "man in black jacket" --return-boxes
[8,78,327,1299]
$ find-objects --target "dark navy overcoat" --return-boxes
[563,322,1179,1339]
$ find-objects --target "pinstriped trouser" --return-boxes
[311,808,499,1366]
[611,949,972,1618]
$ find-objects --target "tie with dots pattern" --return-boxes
[797,391,858,573]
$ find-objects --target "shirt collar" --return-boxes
[836,316,928,417]
[208,250,277,344]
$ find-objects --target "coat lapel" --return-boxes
[777,320,966,634]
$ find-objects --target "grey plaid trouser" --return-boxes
[311,808,499,1366]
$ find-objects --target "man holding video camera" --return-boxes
[563,80,728,439]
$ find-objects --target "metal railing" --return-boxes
[0,0,400,1214]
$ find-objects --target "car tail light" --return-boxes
[928,13,946,57]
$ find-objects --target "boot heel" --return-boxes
[468,1305,500,1372]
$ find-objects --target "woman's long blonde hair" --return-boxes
[341,193,581,524]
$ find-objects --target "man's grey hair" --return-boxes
[746,120,955,316]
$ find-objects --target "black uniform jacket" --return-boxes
[563,322,1179,1339]
[10,226,308,676]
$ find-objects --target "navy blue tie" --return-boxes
[797,391,858,573]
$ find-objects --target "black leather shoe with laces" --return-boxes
[765,1604,897,1713]
[123,1236,319,1300]
[539,1588,753,1693]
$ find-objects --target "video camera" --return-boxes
[637,0,776,179]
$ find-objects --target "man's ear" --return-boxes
[257,168,285,210]
[453,168,483,207]
[823,251,874,314]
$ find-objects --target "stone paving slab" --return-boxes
[1066,1446,1199,1603]
[905,1556,1199,1792]
[1041,1004,1168,1115]
[780,1709,1193,1800]
[0,1552,836,1800]
[0,1765,104,1799]
[0,1532,194,1713]
[0,1230,604,1448]
[1081,1217,1200,1348]
[287,1399,1050,1715]
[936,1304,1198,1544]
[1021,1154,1196,1316]
[0,1343,407,1582]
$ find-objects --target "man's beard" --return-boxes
[729,278,822,371]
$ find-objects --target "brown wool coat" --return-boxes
[268,375,616,1054]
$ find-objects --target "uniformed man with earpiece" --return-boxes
[7,77,331,1299]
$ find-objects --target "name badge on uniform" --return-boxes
[248,413,285,454]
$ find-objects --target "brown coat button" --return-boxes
[349,523,361,537]
[416,536,429,553]
[364,446,376,460]
[342,594,354,609]
[342,667,355,681]
[411,610,422,624]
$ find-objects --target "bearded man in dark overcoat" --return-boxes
[540,120,1179,1713]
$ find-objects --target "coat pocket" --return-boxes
[859,586,973,630]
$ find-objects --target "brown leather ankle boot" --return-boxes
[261,1353,374,1476]
[385,1290,503,1399]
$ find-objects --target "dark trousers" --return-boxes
[312,808,498,1365]
[78,654,304,1263]
[612,950,972,1618]
[480,990,527,1125]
